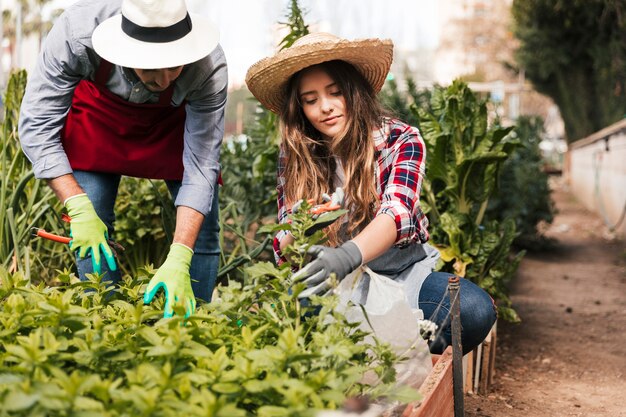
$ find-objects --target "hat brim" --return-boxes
[245,38,393,114]
[92,13,219,69]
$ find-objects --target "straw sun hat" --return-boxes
[92,0,219,69]
[245,32,394,114]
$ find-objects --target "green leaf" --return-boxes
[3,391,39,411]
[212,382,241,394]
[145,344,177,357]
[243,379,268,393]
[244,261,283,279]
[257,406,291,417]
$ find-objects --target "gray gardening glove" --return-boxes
[292,240,362,298]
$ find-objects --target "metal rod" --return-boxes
[448,275,464,417]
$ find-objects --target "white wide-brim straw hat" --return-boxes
[245,32,394,114]
[92,0,219,69]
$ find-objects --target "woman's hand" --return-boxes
[292,240,362,298]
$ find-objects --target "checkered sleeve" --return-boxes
[273,145,290,265]
[376,124,427,245]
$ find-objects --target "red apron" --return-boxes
[61,59,185,180]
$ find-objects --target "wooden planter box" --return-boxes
[400,346,454,417]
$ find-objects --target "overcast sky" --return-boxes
[48,0,440,87]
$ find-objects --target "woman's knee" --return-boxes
[419,272,496,354]
[459,278,497,352]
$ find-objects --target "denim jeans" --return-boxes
[73,171,220,302]
[418,272,497,355]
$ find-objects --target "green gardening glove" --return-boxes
[143,243,196,318]
[65,194,117,274]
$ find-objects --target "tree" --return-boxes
[512,0,626,142]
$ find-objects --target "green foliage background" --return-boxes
[0,70,71,282]
[512,0,626,141]
[487,116,555,248]
[412,81,525,322]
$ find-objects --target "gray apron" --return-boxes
[349,242,440,309]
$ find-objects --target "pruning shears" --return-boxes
[293,188,344,218]
[31,227,72,244]
[295,198,341,216]
[31,213,125,256]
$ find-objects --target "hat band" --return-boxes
[121,13,192,43]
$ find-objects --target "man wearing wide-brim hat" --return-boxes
[18,0,227,318]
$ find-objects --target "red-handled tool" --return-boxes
[30,227,125,256]
[31,228,72,244]
[310,200,341,216]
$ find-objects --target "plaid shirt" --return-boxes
[274,118,430,264]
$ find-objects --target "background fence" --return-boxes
[566,119,626,238]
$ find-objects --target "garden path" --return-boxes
[465,177,626,417]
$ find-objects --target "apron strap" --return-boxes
[94,58,175,105]
[95,59,114,85]
[159,84,175,105]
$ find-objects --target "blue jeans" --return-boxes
[73,171,220,302]
[418,272,497,355]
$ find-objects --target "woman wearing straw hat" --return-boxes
[246,33,496,354]
[19,0,227,318]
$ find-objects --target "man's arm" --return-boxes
[19,11,91,181]
[174,46,227,215]
[47,174,85,203]
[172,206,204,249]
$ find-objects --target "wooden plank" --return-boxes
[464,350,474,394]
[479,327,493,394]
[488,322,497,386]
[473,343,482,393]
[402,347,454,417]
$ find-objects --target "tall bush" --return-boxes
[218,0,310,280]
[0,70,69,282]
[512,0,626,141]
[413,81,524,322]
[487,116,555,248]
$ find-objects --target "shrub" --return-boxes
[487,116,555,248]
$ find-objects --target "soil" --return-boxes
[465,177,626,417]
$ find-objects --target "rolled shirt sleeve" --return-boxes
[176,46,228,216]
[18,10,93,179]
[375,122,429,246]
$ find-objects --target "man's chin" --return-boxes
[146,85,167,93]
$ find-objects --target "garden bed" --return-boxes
[401,347,454,417]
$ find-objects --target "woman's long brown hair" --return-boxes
[279,60,385,246]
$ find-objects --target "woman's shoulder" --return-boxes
[381,117,423,144]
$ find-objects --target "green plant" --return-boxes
[379,73,431,126]
[413,80,524,322]
[487,116,555,248]
[218,0,311,282]
[113,178,174,277]
[0,70,69,282]
[0,207,419,416]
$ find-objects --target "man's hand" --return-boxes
[143,243,196,318]
[292,240,362,298]
[64,194,117,274]
[293,187,345,236]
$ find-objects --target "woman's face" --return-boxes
[298,67,347,140]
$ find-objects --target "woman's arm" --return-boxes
[351,213,397,264]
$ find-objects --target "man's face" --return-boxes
[133,66,184,92]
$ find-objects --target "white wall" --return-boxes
[567,119,626,238]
